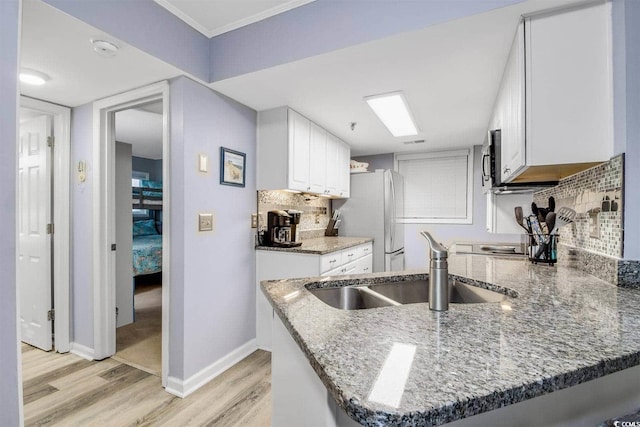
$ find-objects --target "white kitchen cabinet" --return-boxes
[337,139,350,198]
[493,3,613,184]
[257,106,351,197]
[288,109,311,191]
[496,21,526,184]
[485,192,532,234]
[256,242,372,350]
[309,122,327,194]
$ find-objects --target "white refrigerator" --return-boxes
[334,170,404,272]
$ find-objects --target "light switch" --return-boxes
[251,213,258,228]
[198,154,208,173]
[198,213,214,232]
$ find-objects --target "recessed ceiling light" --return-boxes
[365,91,419,137]
[91,39,119,58]
[19,69,50,86]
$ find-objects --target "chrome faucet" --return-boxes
[420,231,449,311]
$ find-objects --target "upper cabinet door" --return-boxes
[336,139,350,198]
[500,20,526,184]
[525,3,613,165]
[288,109,311,192]
[309,122,327,194]
[324,133,340,195]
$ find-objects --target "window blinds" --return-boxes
[397,152,469,219]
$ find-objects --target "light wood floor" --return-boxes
[22,343,271,426]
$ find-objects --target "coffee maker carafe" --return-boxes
[285,209,303,243]
[266,210,302,247]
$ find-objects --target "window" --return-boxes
[395,149,473,224]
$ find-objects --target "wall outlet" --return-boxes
[198,213,214,232]
[251,213,258,228]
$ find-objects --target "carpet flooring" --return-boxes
[114,282,162,376]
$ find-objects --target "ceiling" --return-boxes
[20,0,592,159]
[209,0,592,156]
[154,0,316,37]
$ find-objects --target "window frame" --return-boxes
[394,148,474,224]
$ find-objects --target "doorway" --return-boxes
[111,100,164,376]
[92,82,171,387]
[17,96,71,354]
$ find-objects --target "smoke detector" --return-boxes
[91,39,119,58]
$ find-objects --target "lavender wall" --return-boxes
[70,103,94,348]
[42,0,209,82]
[169,77,257,380]
[209,0,523,81]
[403,145,522,270]
[0,1,22,424]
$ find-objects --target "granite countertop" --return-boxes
[255,236,373,255]
[261,255,640,426]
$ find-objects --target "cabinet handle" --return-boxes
[503,167,511,174]
[329,259,337,264]
[307,187,310,191]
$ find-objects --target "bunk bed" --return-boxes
[132,180,163,277]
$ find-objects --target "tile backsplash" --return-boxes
[257,190,330,240]
[533,154,639,287]
[534,154,623,258]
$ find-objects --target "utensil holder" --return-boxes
[325,219,339,236]
[527,233,557,265]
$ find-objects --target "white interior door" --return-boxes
[18,115,53,351]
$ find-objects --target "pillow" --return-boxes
[133,219,158,237]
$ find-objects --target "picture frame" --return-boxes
[220,146,246,187]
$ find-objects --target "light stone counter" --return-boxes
[261,255,640,426]
[256,236,373,255]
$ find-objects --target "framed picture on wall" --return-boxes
[220,147,246,187]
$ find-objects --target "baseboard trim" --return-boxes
[70,342,95,360]
[165,339,257,398]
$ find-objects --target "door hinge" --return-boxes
[111,243,117,251]
[47,223,54,234]
[116,307,119,319]
[47,309,55,321]
[47,136,55,148]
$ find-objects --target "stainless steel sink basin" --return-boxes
[369,280,507,304]
[309,286,399,310]
[308,279,506,310]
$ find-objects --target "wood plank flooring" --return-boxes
[22,344,271,426]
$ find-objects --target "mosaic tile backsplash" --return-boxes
[534,154,623,258]
[257,190,331,240]
[533,155,639,287]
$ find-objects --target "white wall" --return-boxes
[0,1,22,424]
[169,77,257,381]
[403,145,522,269]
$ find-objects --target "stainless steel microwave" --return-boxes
[481,129,556,194]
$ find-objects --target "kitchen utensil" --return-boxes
[550,207,577,234]
[545,212,556,235]
[514,206,530,233]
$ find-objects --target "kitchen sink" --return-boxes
[309,286,399,310]
[308,279,506,310]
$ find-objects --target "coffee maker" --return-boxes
[285,209,303,244]
[265,210,302,247]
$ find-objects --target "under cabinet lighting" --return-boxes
[365,91,418,137]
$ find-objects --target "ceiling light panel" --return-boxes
[365,92,419,137]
